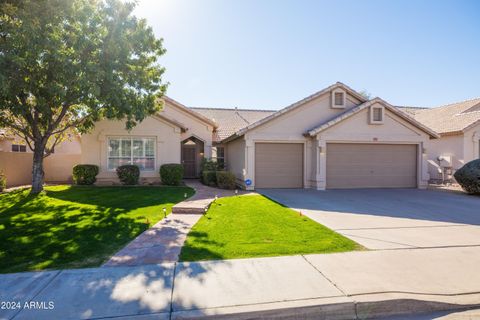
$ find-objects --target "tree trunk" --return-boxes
[31,143,46,194]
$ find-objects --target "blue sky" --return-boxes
[134,0,480,110]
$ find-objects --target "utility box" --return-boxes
[437,155,452,167]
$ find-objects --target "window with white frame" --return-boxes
[370,106,384,124]
[108,137,155,171]
[331,89,346,108]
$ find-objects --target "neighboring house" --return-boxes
[2,82,479,190]
[398,98,480,181]
[0,131,81,187]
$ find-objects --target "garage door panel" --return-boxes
[255,143,303,188]
[326,143,417,189]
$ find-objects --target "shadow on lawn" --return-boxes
[47,185,192,209]
[0,186,193,274]
[179,230,225,262]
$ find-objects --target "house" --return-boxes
[2,82,479,190]
[197,83,438,190]
[0,130,81,186]
[398,98,480,181]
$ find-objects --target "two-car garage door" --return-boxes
[254,142,417,189]
[326,143,417,189]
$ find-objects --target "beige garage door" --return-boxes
[255,143,303,188]
[326,143,417,189]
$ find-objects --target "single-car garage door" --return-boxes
[255,143,303,188]
[326,143,417,189]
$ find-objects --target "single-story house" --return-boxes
[398,98,480,181]
[2,82,479,190]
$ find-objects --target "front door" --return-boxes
[182,145,196,178]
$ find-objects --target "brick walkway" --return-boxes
[103,180,255,266]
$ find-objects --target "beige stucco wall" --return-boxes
[423,123,480,180]
[424,134,464,180]
[0,134,81,154]
[161,100,214,157]
[0,152,80,187]
[80,116,182,183]
[463,124,480,164]
[226,137,246,186]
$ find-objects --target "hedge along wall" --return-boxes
[0,152,81,187]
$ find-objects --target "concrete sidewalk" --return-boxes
[2,246,480,320]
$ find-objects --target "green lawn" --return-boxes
[0,185,194,273]
[180,195,362,261]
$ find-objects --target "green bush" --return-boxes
[72,164,99,185]
[216,171,236,189]
[116,165,140,185]
[0,170,6,192]
[454,159,480,194]
[160,163,184,186]
[200,158,219,172]
[202,170,217,187]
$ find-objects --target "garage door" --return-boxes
[326,143,417,189]
[255,143,303,188]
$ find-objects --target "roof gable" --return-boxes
[306,98,439,138]
[222,82,368,142]
[161,96,218,128]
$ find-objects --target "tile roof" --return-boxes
[395,106,428,116]
[397,98,480,135]
[307,98,439,138]
[190,107,276,141]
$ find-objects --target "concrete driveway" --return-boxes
[259,188,480,250]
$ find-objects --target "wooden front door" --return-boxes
[182,145,197,178]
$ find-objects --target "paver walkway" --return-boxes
[103,181,255,266]
[103,214,201,266]
[172,180,254,214]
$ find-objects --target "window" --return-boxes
[334,92,344,106]
[108,137,155,171]
[331,89,346,108]
[370,106,384,124]
[12,144,27,152]
[216,147,225,168]
[373,108,383,121]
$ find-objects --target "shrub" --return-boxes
[202,170,217,187]
[216,171,236,189]
[116,165,140,185]
[0,170,6,192]
[160,164,184,186]
[72,164,99,185]
[200,158,218,172]
[454,159,480,194]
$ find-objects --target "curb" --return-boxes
[170,294,480,320]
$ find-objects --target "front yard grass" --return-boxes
[180,194,361,261]
[0,185,194,273]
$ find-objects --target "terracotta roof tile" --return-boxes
[190,108,276,141]
[397,98,480,135]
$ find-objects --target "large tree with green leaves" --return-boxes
[0,0,167,193]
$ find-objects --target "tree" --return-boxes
[358,90,372,100]
[0,0,167,194]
